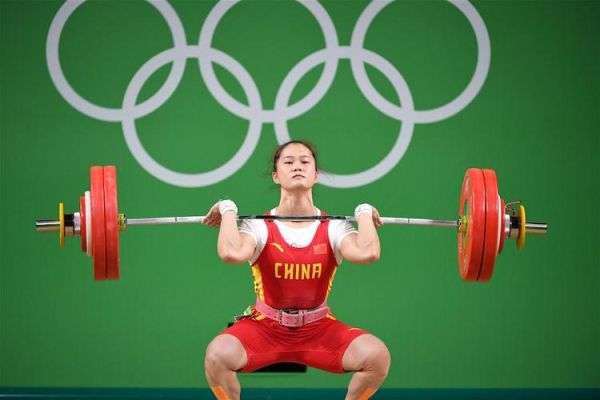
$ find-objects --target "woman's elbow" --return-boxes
[353,248,380,264]
[218,248,246,264]
[365,249,380,264]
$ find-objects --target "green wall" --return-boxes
[1,0,598,390]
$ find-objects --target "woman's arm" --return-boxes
[340,204,382,264]
[203,201,256,264]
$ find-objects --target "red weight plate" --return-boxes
[458,168,486,281]
[90,166,107,280]
[478,169,500,282]
[80,195,87,253]
[103,166,120,280]
[498,199,506,255]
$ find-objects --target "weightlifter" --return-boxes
[202,140,391,400]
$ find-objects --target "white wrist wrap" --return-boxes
[354,203,373,220]
[219,200,238,216]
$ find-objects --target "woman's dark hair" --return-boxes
[271,140,319,172]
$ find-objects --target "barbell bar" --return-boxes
[35,166,547,282]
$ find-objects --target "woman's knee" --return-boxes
[343,334,391,376]
[370,340,391,378]
[205,334,247,372]
[361,337,390,378]
[362,336,391,374]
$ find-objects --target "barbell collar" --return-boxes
[36,212,80,235]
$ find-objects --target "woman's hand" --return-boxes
[354,203,383,228]
[371,206,383,228]
[203,200,238,227]
[203,202,222,227]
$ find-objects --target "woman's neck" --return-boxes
[276,190,315,216]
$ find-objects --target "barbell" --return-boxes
[35,166,547,282]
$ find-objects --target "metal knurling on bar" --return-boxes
[124,215,460,227]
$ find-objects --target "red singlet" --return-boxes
[222,214,368,373]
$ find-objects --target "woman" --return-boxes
[203,140,390,400]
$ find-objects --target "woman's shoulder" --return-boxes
[239,216,267,235]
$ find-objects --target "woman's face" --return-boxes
[272,143,319,191]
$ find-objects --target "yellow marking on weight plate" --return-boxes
[59,202,65,248]
[517,205,526,250]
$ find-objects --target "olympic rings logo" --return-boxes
[47,0,490,188]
